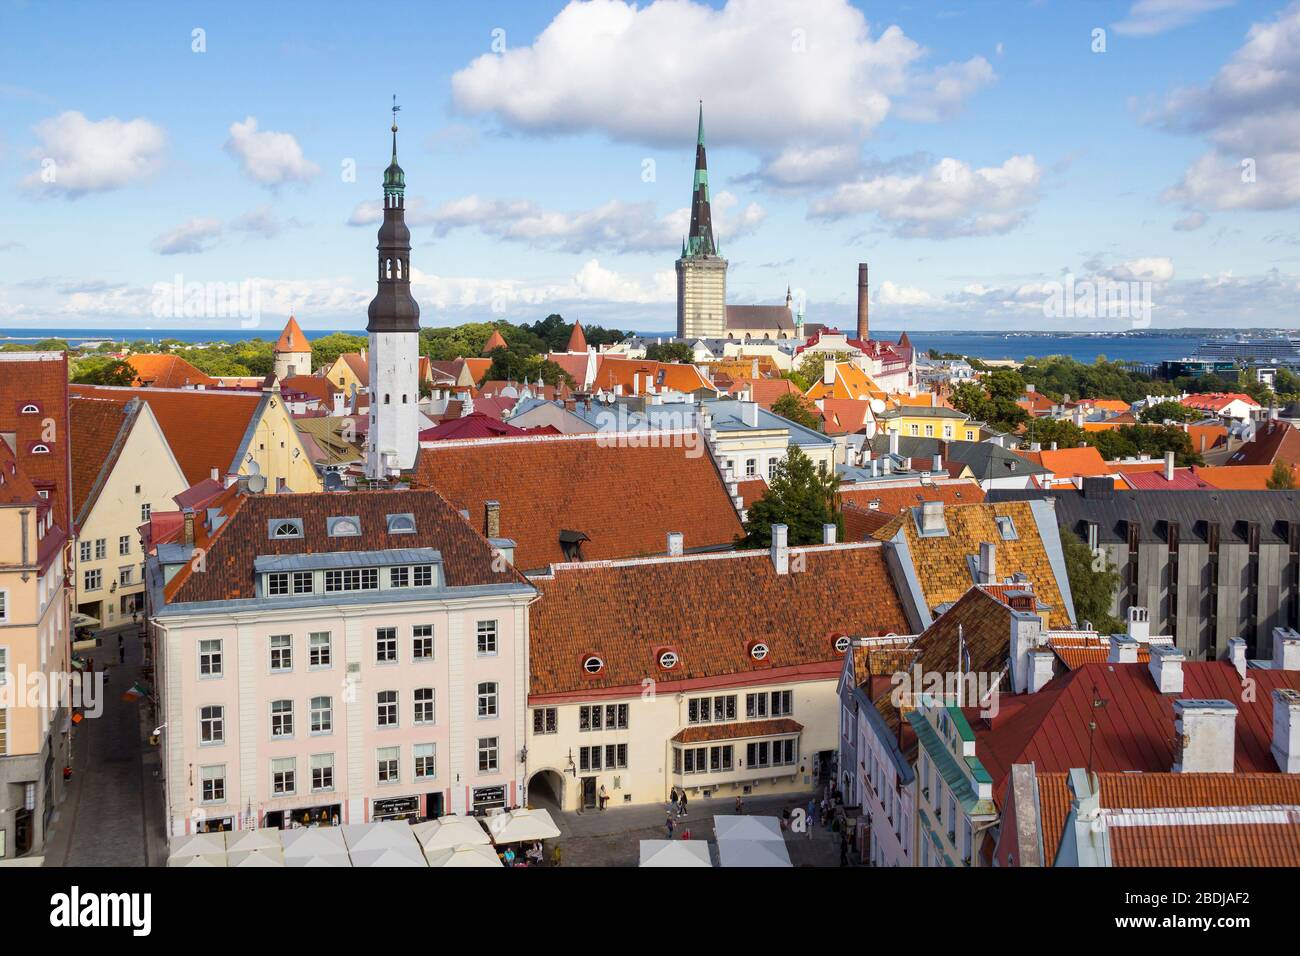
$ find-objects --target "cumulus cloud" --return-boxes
[230,205,299,239]
[346,197,438,227]
[224,116,320,185]
[1157,4,1300,211]
[22,111,165,198]
[450,0,993,189]
[1113,0,1235,36]
[809,154,1042,237]
[1103,256,1176,282]
[151,218,223,255]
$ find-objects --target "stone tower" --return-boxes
[365,99,422,479]
[272,314,313,380]
[675,103,727,340]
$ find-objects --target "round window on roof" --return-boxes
[750,642,769,661]
[658,650,679,670]
[834,635,851,654]
[583,655,604,674]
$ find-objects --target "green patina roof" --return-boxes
[908,709,996,816]
[384,127,405,194]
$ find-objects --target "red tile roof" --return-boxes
[126,353,218,389]
[280,375,340,408]
[69,385,262,486]
[593,357,715,396]
[1118,467,1213,490]
[481,329,509,355]
[419,412,529,441]
[274,315,309,353]
[1228,420,1300,467]
[729,378,800,410]
[69,395,137,523]
[0,351,72,529]
[529,543,911,700]
[1046,634,1155,669]
[1181,392,1260,413]
[0,436,41,507]
[566,321,587,354]
[1196,463,1300,489]
[974,661,1300,806]
[839,480,984,525]
[412,433,744,571]
[817,398,872,436]
[673,718,803,743]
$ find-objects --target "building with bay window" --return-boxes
[146,487,535,837]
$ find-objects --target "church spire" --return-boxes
[685,101,716,257]
[367,97,420,335]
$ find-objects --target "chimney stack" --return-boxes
[1164,450,1175,482]
[888,429,900,457]
[741,401,759,428]
[182,507,195,549]
[771,523,789,575]
[1126,606,1150,642]
[484,500,501,539]
[1108,634,1140,664]
[1272,626,1300,670]
[1172,699,1237,773]
[1148,643,1185,694]
[822,523,837,545]
[978,541,997,584]
[667,531,684,557]
[1028,649,1057,694]
[823,358,836,387]
[857,263,869,342]
[1226,637,1248,678]
[210,467,219,483]
[919,500,946,535]
[1271,688,1300,773]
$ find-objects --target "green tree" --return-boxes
[33,338,70,351]
[1023,417,1086,450]
[1267,460,1295,490]
[71,357,136,386]
[312,332,368,369]
[645,342,693,363]
[1140,400,1201,425]
[483,347,574,388]
[1059,524,1123,634]
[796,350,850,388]
[770,393,820,431]
[742,446,841,547]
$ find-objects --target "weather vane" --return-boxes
[392,94,401,132]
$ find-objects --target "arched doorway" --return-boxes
[527,769,565,811]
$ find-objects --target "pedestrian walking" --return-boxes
[734,795,744,815]
[598,784,609,811]
[665,814,675,839]
[118,643,125,663]
[678,789,688,819]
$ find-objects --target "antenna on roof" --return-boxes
[1086,683,1107,777]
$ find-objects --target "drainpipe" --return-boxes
[20,508,31,582]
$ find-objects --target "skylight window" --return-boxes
[386,513,416,534]
[269,519,303,539]
[583,655,605,674]
[996,515,1018,541]
[749,642,769,661]
[327,516,361,537]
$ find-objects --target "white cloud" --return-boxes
[346,197,438,227]
[1113,0,1234,36]
[1103,256,1176,282]
[754,144,862,188]
[224,116,320,185]
[874,280,936,306]
[1173,210,1208,231]
[151,218,223,255]
[809,154,1042,237]
[22,111,165,198]
[1158,4,1300,211]
[450,0,993,189]
[230,205,299,239]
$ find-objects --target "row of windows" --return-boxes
[78,535,134,563]
[577,703,628,732]
[82,565,137,592]
[197,621,498,678]
[262,564,437,598]
[686,690,794,725]
[671,738,799,774]
[198,743,445,804]
[578,743,628,772]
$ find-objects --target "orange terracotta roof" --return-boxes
[1084,399,1130,414]
[1195,463,1300,489]
[336,352,370,387]
[0,436,40,507]
[482,329,509,355]
[1027,446,1110,478]
[412,433,743,571]
[1046,634,1154,669]
[69,385,262,486]
[673,718,803,743]
[1186,423,1228,451]
[68,396,137,523]
[593,356,715,395]
[730,378,800,409]
[736,477,767,509]
[1181,392,1260,412]
[126,353,218,389]
[804,362,884,403]
[566,321,587,353]
[839,480,985,521]
[528,543,911,699]
[546,353,589,386]
[1036,772,1300,867]
[280,375,340,407]
[0,351,72,529]
[818,398,872,435]
[1228,420,1300,467]
[274,315,309,353]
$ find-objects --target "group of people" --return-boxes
[502,840,547,866]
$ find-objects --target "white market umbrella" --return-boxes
[718,838,792,868]
[350,846,428,867]
[639,840,713,868]
[411,814,491,851]
[341,821,424,861]
[227,847,285,867]
[485,807,560,844]
[226,827,283,854]
[168,831,228,860]
[282,826,350,867]
[168,852,227,867]
[425,843,504,868]
[713,815,785,843]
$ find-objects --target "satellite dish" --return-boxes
[246,473,268,494]
[246,460,261,476]
[869,397,886,415]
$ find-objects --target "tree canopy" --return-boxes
[742,446,841,548]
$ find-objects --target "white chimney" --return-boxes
[823,359,835,386]
[1272,627,1300,670]
[1164,450,1175,482]
[918,500,945,535]
[741,401,759,428]
[1226,637,1248,678]
[932,454,943,473]
[1126,606,1150,643]
[771,524,789,575]
[1271,688,1300,773]
[822,523,837,545]
[1010,613,1045,694]
[978,541,996,585]
[1028,648,1056,694]
[667,531,683,557]
[1108,634,1140,664]
[210,467,219,482]
[1148,643,1185,694]
[1173,699,1237,773]
[888,429,900,457]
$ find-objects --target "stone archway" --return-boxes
[527,769,565,811]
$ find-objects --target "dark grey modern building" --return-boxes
[990,481,1300,661]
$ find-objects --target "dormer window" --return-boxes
[327,516,360,537]
[386,513,416,534]
[749,642,770,662]
[583,655,605,674]
[657,649,679,670]
[833,635,852,654]
[30,443,50,454]
[996,515,1018,541]
[269,519,303,540]
[20,404,40,414]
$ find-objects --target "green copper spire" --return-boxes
[684,101,716,258]
[384,94,406,196]
[697,100,705,146]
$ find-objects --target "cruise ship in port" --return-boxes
[1194,331,1300,365]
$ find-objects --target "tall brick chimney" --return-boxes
[856,262,869,342]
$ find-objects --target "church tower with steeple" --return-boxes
[675,104,728,340]
[366,99,422,479]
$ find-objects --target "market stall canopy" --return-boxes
[639,840,713,867]
[226,827,282,854]
[425,843,503,868]
[228,848,285,867]
[341,821,426,867]
[411,814,491,850]
[713,815,785,843]
[71,613,100,628]
[718,838,792,868]
[282,827,350,867]
[168,852,227,867]
[167,831,227,861]
[485,807,561,844]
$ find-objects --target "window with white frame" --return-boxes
[308,632,331,668]
[532,707,557,735]
[687,694,735,724]
[140,503,151,523]
[119,535,131,556]
[118,566,133,587]
[377,747,399,784]
[94,538,106,560]
[270,699,294,738]
[200,765,226,804]
[84,569,101,591]
[476,620,498,655]
[292,571,313,594]
[412,624,433,661]
[79,540,91,563]
[324,568,378,592]
[413,688,435,725]
[477,682,498,719]
[745,458,757,477]
[389,566,409,588]
[310,696,333,735]
[199,705,224,745]
[477,737,499,773]
[311,753,334,792]
[375,627,397,663]
[414,743,436,779]
[272,757,296,795]
[269,635,292,672]
[199,639,222,677]
[413,565,433,587]
[377,690,398,728]
[267,572,290,596]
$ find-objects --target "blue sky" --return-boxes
[2,0,1299,334]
